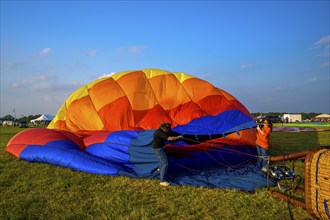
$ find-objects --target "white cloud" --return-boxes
[85,50,97,57]
[39,48,51,57]
[275,84,295,91]
[115,45,147,55]
[313,35,330,49]
[11,75,83,92]
[240,64,256,70]
[307,77,318,82]
[98,72,116,79]
[316,49,330,57]
[320,61,330,69]
[129,45,146,54]
[2,61,23,71]
[112,45,147,63]
[11,75,51,88]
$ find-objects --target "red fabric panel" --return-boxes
[98,96,137,131]
[6,128,86,158]
[83,131,112,148]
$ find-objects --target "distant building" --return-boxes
[283,114,302,123]
[2,120,14,126]
[313,114,330,122]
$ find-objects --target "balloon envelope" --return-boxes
[7,69,270,190]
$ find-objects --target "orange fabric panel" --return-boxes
[229,99,251,116]
[47,69,252,133]
[197,95,235,116]
[218,88,236,101]
[136,104,172,129]
[88,77,126,111]
[219,129,256,146]
[168,102,206,126]
[181,78,220,102]
[116,71,158,111]
[98,96,137,131]
[218,89,251,116]
[66,96,105,132]
[148,74,191,109]
[53,120,68,130]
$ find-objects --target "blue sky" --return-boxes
[1,1,329,117]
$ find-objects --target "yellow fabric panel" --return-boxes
[86,76,108,89]
[60,69,196,113]
[110,70,135,81]
[64,85,89,110]
[47,103,67,129]
[65,95,104,132]
[110,68,195,82]
[48,85,89,128]
[149,74,191,110]
[142,68,172,79]
[172,71,195,83]
[47,69,229,131]
[88,77,126,111]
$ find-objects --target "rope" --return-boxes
[84,135,263,171]
[181,137,261,159]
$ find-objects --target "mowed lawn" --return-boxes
[1,125,329,220]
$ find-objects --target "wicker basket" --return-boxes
[305,148,330,219]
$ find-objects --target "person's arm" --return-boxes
[167,135,183,141]
[256,125,265,135]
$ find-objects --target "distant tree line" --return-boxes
[251,112,322,121]
[1,112,323,123]
[0,114,42,123]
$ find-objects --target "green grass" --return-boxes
[1,126,329,219]
[278,122,330,127]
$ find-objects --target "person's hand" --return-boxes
[177,135,183,140]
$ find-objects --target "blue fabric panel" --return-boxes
[128,130,160,178]
[173,110,255,135]
[86,131,137,171]
[131,130,154,146]
[224,121,257,134]
[20,140,123,175]
[86,143,130,166]
[16,128,273,191]
[171,163,275,191]
[168,145,258,173]
[165,146,275,191]
[104,130,138,144]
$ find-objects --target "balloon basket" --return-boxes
[267,147,330,219]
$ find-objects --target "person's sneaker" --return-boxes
[160,182,170,186]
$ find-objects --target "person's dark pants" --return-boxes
[153,147,168,182]
[256,144,268,168]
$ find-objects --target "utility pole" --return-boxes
[13,109,17,125]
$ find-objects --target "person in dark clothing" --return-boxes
[153,122,183,186]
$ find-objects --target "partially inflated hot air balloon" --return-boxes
[7,69,268,190]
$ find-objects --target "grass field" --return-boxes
[1,125,329,220]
